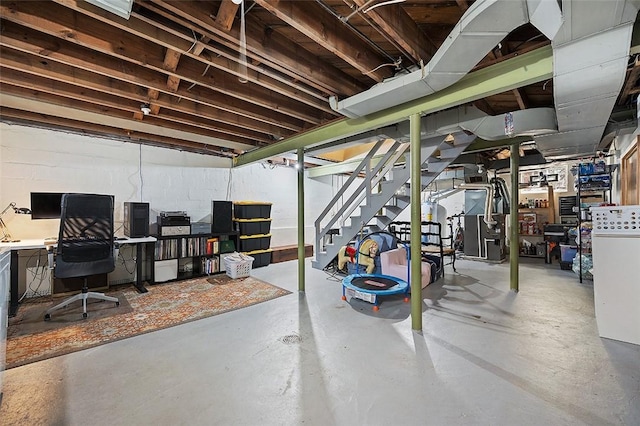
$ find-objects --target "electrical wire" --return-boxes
[226,167,233,200]
[185,29,198,54]
[314,0,403,67]
[363,0,406,13]
[363,57,402,75]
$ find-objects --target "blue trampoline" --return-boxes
[341,231,410,311]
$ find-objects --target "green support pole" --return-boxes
[510,144,520,292]
[410,113,422,331]
[298,148,305,292]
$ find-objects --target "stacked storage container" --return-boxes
[233,201,273,268]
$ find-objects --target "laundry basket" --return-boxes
[223,252,254,279]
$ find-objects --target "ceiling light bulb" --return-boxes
[231,0,242,4]
[140,103,151,115]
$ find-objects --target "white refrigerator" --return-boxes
[590,206,640,346]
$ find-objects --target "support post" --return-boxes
[410,113,422,331]
[510,144,520,292]
[298,148,305,291]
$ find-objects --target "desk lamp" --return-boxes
[0,202,32,242]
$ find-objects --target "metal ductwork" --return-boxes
[329,0,640,161]
[308,106,557,178]
[534,0,640,158]
[329,0,562,118]
[311,106,557,158]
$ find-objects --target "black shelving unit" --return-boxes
[154,232,239,282]
[575,163,614,283]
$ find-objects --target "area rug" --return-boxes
[6,275,291,369]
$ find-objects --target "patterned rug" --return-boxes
[6,275,291,369]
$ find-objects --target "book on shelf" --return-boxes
[206,237,219,255]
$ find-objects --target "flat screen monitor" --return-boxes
[30,192,64,219]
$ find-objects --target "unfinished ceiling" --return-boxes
[0,1,639,161]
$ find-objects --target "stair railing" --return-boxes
[314,140,409,252]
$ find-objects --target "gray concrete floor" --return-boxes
[1,258,639,426]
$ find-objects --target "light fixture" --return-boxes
[231,0,242,4]
[85,0,134,19]
[477,164,485,174]
[1,202,32,243]
[140,103,151,115]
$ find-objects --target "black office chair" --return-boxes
[44,193,119,320]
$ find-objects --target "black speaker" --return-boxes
[212,201,233,233]
[124,202,150,237]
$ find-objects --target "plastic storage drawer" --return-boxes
[243,249,272,268]
[234,201,272,219]
[238,234,271,252]
[234,218,272,235]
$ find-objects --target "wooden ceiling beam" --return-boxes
[473,98,497,115]
[0,107,236,157]
[350,0,436,63]
[0,46,299,136]
[147,88,162,115]
[0,82,266,145]
[134,0,366,96]
[215,1,240,31]
[0,19,324,125]
[618,56,640,105]
[456,0,470,12]
[250,0,392,82]
[191,35,210,56]
[9,1,333,116]
[0,78,270,143]
[164,48,182,94]
[512,87,529,110]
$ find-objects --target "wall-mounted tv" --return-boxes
[30,192,65,219]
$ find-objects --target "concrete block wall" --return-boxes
[0,123,336,248]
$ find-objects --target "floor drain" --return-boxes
[281,334,302,344]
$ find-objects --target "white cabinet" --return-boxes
[591,206,640,346]
[0,249,10,403]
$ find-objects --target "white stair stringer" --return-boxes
[312,132,475,270]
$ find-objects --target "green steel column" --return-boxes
[298,148,305,292]
[510,144,520,292]
[410,113,422,331]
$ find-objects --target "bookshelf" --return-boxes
[154,232,239,282]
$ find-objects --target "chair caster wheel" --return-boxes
[116,301,120,307]
[83,313,88,319]
[373,306,379,312]
[44,314,51,321]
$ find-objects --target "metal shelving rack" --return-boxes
[575,163,614,283]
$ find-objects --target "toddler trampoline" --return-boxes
[341,231,410,311]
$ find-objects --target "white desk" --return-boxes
[0,236,157,317]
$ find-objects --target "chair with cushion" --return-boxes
[44,193,119,320]
[380,246,432,289]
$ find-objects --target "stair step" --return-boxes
[312,136,474,271]
[375,215,393,227]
